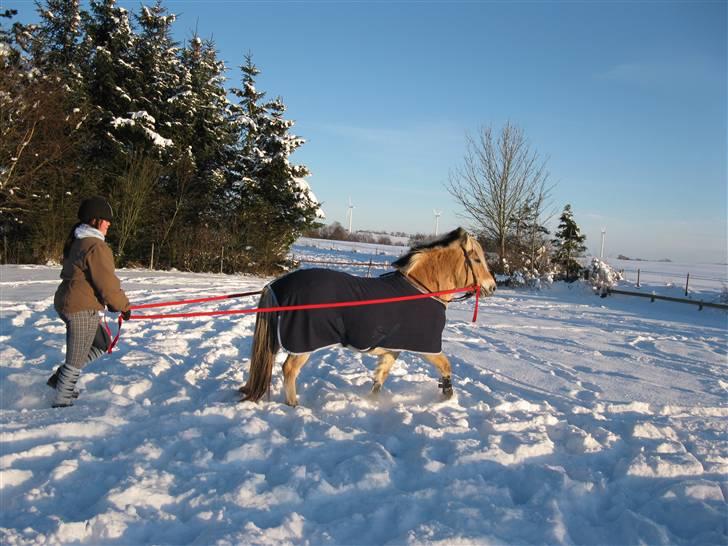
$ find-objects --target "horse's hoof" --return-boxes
[438,377,453,398]
[371,382,382,394]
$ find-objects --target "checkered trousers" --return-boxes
[58,310,109,370]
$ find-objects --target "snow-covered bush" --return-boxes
[586,258,622,294]
[500,268,554,290]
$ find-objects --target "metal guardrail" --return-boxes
[607,288,728,311]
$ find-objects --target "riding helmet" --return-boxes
[78,196,113,223]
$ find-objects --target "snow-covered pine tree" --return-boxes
[132,0,180,154]
[552,204,587,281]
[229,54,321,270]
[175,35,235,218]
[0,8,21,68]
[81,0,142,175]
[29,0,85,100]
[153,34,238,270]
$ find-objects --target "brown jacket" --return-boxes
[54,237,130,315]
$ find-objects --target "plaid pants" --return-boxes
[58,310,110,370]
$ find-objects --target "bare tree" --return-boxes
[447,122,550,271]
[111,151,163,260]
[0,72,87,222]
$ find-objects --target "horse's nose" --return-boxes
[482,278,496,296]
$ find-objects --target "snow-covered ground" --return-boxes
[1,243,726,545]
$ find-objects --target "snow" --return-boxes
[1,243,726,545]
[111,111,174,148]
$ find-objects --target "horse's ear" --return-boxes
[456,227,472,249]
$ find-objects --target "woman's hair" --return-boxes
[63,222,82,259]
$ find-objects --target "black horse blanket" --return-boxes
[270,269,446,354]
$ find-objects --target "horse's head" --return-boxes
[393,227,497,299]
[461,230,497,297]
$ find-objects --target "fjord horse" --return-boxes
[240,227,496,406]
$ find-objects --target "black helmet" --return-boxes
[78,196,113,223]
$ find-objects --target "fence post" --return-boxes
[637,268,641,288]
[150,243,154,270]
[367,259,373,277]
[685,273,690,296]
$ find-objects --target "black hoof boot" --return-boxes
[438,376,453,398]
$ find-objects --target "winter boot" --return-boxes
[52,365,82,408]
[47,366,80,398]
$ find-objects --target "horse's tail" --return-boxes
[241,287,279,402]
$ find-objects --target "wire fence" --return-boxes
[617,267,727,295]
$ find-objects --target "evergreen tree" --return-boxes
[552,204,587,281]
[0,8,21,68]
[157,34,237,269]
[30,0,84,99]
[176,35,235,219]
[133,1,180,153]
[81,0,140,176]
[229,54,320,270]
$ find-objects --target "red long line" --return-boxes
[128,285,478,321]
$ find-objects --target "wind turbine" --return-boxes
[600,228,606,259]
[433,210,442,236]
[346,197,355,234]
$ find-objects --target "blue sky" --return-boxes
[15,0,727,263]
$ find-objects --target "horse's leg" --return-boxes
[371,349,400,394]
[282,353,311,407]
[423,352,454,397]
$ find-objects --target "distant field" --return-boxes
[293,238,728,302]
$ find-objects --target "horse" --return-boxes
[239,227,497,406]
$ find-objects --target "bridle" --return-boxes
[404,239,482,303]
[450,243,480,302]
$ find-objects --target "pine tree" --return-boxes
[176,35,235,217]
[552,204,587,281]
[229,54,320,270]
[81,0,141,174]
[132,1,180,153]
[0,8,21,68]
[30,0,84,99]
[156,34,237,269]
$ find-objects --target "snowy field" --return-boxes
[1,242,727,545]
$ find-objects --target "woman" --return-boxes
[48,196,131,408]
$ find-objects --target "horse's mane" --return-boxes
[392,227,468,273]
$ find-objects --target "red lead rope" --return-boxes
[107,285,482,352]
[125,285,481,322]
